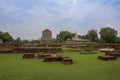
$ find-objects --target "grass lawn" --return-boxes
[0,49,120,80]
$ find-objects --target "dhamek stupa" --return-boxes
[41,29,52,43]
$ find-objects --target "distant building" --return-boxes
[72,32,79,41]
[67,32,90,43]
[41,29,52,43]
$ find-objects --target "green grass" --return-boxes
[63,48,84,52]
[0,51,120,80]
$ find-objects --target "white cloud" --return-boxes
[0,0,120,39]
[73,0,77,6]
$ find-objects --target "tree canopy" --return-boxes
[116,37,120,43]
[0,31,13,43]
[99,27,117,43]
[86,29,98,42]
[56,31,72,42]
[0,26,119,44]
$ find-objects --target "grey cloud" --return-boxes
[0,0,120,39]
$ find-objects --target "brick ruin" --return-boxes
[0,43,62,53]
[0,43,120,53]
[41,29,52,43]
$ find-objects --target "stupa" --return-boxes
[41,29,52,43]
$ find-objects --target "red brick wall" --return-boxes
[41,29,52,41]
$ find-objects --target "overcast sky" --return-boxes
[0,0,120,40]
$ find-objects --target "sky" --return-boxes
[0,0,120,40]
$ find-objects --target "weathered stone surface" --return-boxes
[37,52,45,59]
[98,55,117,61]
[42,53,73,64]
[23,53,35,59]
[41,29,52,42]
[105,52,120,57]
[62,58,73,64]
[43,54,62,62]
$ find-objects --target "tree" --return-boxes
[31,39,39,43]
[0,31,14,43]
[22,39,30,43]
[116,37,120,43]
[99,27,117,43]
[86,29,98,42]
[79,35,88,39]
[2,32,14,43]
[56,31,72,42]
[0,31,3,39]
[14,37,22,43]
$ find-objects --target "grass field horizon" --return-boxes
[0,48,120,80]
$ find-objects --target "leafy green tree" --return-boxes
[14,37,22,43]
[2,32,14,43]
[0,31,3,39]
[0,31,14,43]
[31,39,39,43]
[22,39,30,43]
[86,29,98,42]
[116,37,120,43]
[79,35,88,39]
[99,27,117,43]
[56,31,72,42]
